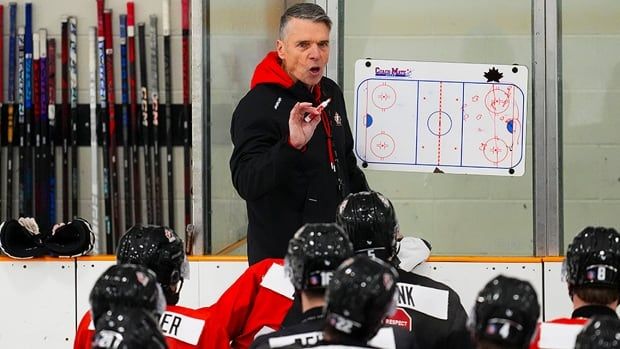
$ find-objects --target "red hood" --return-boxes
[250,51,295,90]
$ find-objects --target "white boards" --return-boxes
[353,59,528,176]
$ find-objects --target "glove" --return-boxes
[397,236,432,272]
[17,217,41,236]
[51,222,66,235]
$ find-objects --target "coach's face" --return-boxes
[277,18,330,90]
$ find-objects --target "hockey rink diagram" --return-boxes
[354,60,528,176]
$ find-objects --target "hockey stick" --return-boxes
[97,0,113,253]
[38,30,51,229]
[6,3,17,219]
[104,9,121,244]
[127,2,141,224]
[60,17,69,221]
[182,0,193,250]
[16,26,25,216]
[138,22,153,225]
[48,38,57,227]
[120,14,133,230]
[162,0,175,229]
[23,3,33,216]
[69,17,79,219]
[33,31,40,221]
[88,26,100,251]
[149,15,163,225]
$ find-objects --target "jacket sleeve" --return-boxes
[445,290,474,349]
[528,323,542,349]
[206,259,280,345]
[74,312,93,349]
[338,91,370,193]
[207,262,264,343]
[230,94,304,201]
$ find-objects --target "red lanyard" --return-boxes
[313,85,336,172]
[320,108,336,172]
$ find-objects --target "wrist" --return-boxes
[287,136,307,152]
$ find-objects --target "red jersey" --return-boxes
[529,317,588,349]
[205,258,295,349]
[74,305,228,349]
[530,305,620,349]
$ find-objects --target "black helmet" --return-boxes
[575,316,620,349]
[564,227,620,288]
[336,191,399,262]
[116,225,188,304]
[324,255,399,342]
[472,275,540,349]
[92,307,168,349]
[284,223,354,291]
[89,264,166,323]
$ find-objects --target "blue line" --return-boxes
[354,81,362,161]
[415,80,420,164]
[460,82,465,166]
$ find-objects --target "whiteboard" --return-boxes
[353,59,528,176]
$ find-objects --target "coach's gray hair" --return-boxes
[279,3,332,39]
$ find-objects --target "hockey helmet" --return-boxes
[336,191,399,262]
[472,275,540,349]
[324,255,399,341]
[564,227,620,288]
[284,223,354,291]
[575,316,620,349]
[116,225,189,304]
[89,264,166,323]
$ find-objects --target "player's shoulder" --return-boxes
[548,317,588,325]
[399,269,453,291]
[254,258,285,269]
[165,304,204,319]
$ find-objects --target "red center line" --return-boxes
[437,82,443,165]
[509,87,516,167]
[492,85,499,166]
[365,81,369,160]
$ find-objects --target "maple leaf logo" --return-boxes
[484,67,503,82]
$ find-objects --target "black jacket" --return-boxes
[230,52,368,265]
[390,269,473,349]
[251,307,417,349]
[571,304,619,319]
